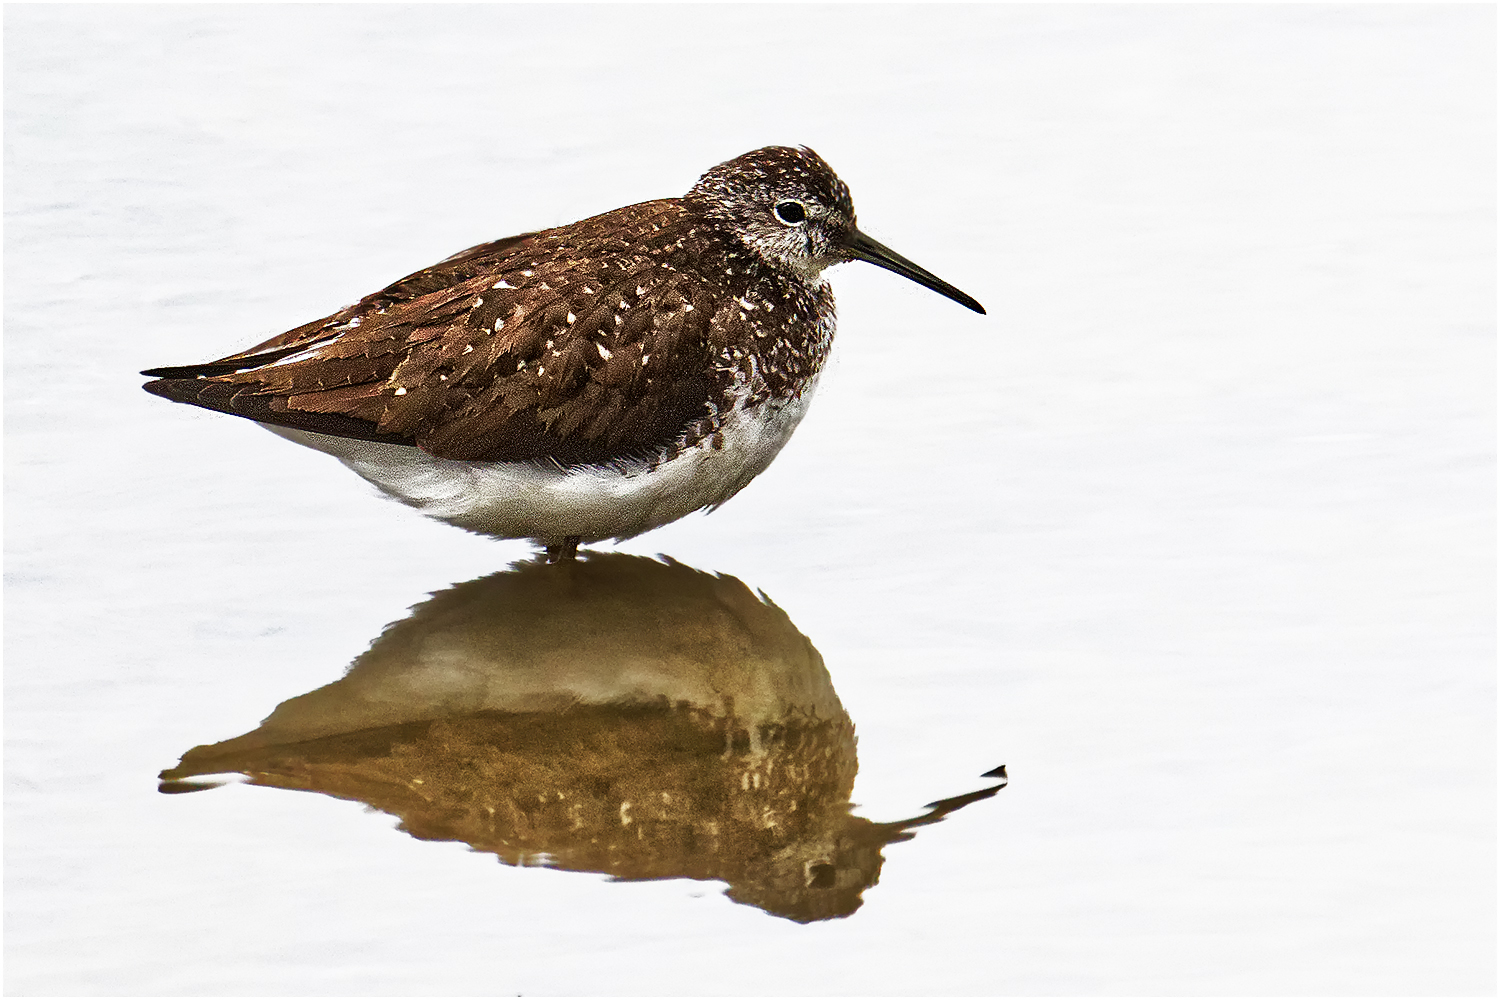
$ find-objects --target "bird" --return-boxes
[142,145,985,561]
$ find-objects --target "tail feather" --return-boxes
[140,340,327,378]
[142,377,413,446]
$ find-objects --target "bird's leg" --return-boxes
[544,536,581,563]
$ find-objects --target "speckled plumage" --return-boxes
[143,146,983,552]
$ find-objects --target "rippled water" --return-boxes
[6,6,1493,995]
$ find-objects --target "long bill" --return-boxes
[839,228,986,314]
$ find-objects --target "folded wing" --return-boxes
[143,201,731,466]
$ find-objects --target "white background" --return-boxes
[6,5,1493,994]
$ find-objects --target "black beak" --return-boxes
[839,228,986,314]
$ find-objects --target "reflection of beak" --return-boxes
[838,228,986,314]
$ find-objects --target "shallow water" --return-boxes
[6,6,1494,995]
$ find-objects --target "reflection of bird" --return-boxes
[161,554,1005,923]
[142,147,984,559]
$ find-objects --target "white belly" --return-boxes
[261,384,817,544]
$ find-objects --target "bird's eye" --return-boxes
[774,200,806,226]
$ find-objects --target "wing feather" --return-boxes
[144,201,736,466]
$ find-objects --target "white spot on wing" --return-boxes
[264,342,334,368]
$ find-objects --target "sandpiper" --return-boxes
[143,146,985,560]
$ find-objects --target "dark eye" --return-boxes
[774,200,806,225]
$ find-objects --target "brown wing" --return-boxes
[144,200,735,466]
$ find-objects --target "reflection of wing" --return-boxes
[142,200,734,465]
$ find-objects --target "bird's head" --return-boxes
[687,145,985,314]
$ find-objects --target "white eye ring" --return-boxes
[774,200,807,226]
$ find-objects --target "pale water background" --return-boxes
[5,6,1494,995]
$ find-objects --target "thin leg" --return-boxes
[544,536,581,563]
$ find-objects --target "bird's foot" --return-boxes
[544,536,581,563]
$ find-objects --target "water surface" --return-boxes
[6,6,1493,994]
